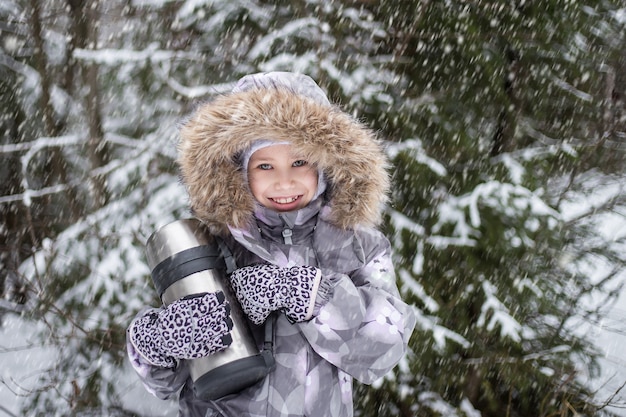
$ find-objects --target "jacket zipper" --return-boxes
[282,228,293,245]
[279,214,294,245]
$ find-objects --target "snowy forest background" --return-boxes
[0,0,625,416]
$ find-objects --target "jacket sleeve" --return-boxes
[126,308,190,399]
[298,229,416,384]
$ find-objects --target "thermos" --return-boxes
[145,218,274,400]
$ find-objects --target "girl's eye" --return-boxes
[258,163,272,170]
[293,160,307,167]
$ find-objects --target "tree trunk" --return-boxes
[68,0,110,208]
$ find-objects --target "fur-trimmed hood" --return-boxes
[177,73,390,235]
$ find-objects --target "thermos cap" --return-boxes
[145,219,213,269]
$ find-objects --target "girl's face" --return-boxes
[247,144,318,212]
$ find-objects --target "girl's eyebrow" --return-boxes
[249,155,276,163]
[250,155,306,163]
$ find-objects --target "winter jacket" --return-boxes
[127,72,416,417]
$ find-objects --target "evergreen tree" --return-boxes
[355,1,626,416]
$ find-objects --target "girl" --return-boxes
[127,72,416,417]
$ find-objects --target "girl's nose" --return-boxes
[274,170,294,189]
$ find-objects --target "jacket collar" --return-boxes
[253,198,322,245]
[227,198,321,266]
[253,198,321,228]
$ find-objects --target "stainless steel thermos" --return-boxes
[145,218,274,400]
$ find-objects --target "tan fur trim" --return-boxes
[177,88,390,234]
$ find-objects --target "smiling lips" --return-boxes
[270,196,301,204]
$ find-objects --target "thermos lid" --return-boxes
[146,218,212,269]
[145,219,225,298]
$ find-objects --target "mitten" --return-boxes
[229,264,321,325]
[128,292,233,367]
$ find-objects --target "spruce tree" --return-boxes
[352,1,626,416]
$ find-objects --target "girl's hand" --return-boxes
[128,292,233,367]
[229,264,321,325]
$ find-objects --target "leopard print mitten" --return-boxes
[229,264,321,325]
[128,292,233,367]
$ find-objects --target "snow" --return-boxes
[0,316,55,416]
[386,139,448,177]
[459,398,482,417]
[411,306,470,351]
[0,313,178,415]
[613,8,626,24]
[398,270,438,313]
[476,280,523,343]
[499,153,526,184]
[248,18,320,60]
[559,178,626,415]
[74,45,196,65]
[559,176,624,223]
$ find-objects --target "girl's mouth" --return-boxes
[268,195,303,210]
[270,196,300,204]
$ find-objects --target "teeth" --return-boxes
[273,197,298,204]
